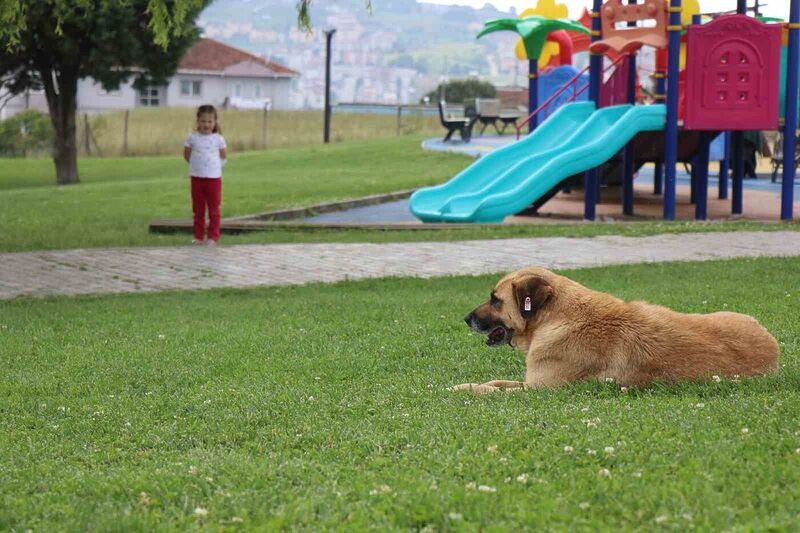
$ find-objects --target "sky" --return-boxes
[423,0,788,19]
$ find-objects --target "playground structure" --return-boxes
[410,0,799,223]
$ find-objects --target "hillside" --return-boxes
[198,0,522,107]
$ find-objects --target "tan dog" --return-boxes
[451,267,779,394]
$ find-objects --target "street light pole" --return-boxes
[323,29,336,144]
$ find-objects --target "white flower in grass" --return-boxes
[477,485,496,493]
[695,403,705,409]
[604,446,615,455]
[486,444,498,453]
[620,386,628,393]
[578,502,590,510]
[587,449,597,456]
[158,334,166,339]
[564,446,574,454]
[189,465,197,475]
[369,484,392,495]
[598,468,611,478]
[712,375,722,382]
[604,377,614,383]
[795,448,800,454]
[741,427,749,435]
[632,472,642,478]
[139,492,150,507]
[517,473,529,483]
[194,507,208,518]
[448,512,463,521]
[231,517,244,523]
[655,515,668,524]
[581,407,589,413]
[465,482,476,491]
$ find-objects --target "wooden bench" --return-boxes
[438,101,475,142]
[476,98,523,135]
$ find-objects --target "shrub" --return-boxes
[423,79,496,116]
[0,110,54,157]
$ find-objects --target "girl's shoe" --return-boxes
[191,239,205,245]
[206,239,218,246]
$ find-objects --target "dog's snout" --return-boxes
[464,313,473,326]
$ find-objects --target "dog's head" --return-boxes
[464,268,555,350]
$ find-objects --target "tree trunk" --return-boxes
[42,69,80,185]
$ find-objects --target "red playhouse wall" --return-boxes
[684,14,782,131]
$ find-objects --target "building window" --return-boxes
[180,80,202,97]
[255,85,262,98]
[235,84,242,97]
[139,86,161,107]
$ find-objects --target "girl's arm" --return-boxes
[183,146,192,162]
[219,148,227,161]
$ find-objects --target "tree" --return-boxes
[0,1,206,184]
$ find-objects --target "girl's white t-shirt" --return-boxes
[184,132,227,178]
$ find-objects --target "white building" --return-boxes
[1,38,299,119]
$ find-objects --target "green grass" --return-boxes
[3,136,799,253]
[32,108,444,158]
[2,257,800,530]
[0,136,469,252]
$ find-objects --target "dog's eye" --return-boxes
[490,294,501,308]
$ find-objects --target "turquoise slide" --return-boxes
[410,102,666,223]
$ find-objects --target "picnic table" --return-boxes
[770,131,800,182]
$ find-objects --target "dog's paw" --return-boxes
[447,383,499,395]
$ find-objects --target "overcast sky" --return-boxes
[423,0,788,19]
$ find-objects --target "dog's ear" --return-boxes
[513,276,553,320]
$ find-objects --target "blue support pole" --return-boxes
[584,0,603,221]
[782,0,800,220]
[732,131,744,213]
[695,132,710,220]
[663,0,682,220]
[654,52,666,196]
[622,0,638,216]
[528,60,539,133]
[731,0,747,215]
[719,131,729,199]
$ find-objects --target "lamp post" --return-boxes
[323,29,336,144]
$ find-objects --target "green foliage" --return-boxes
[424,79,496,115]
[1,257,800,529]
[0,111,53,157]
[0,0,205,49]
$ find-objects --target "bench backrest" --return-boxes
[475,98,501,116]
[439,101,466,121]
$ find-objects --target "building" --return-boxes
[0,38,299,119]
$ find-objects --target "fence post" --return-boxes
[83,113,91,156]
[122,110,129,156]
[396,105,402,136]
[261,105,268,148]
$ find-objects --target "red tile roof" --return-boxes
[179,38,298,76]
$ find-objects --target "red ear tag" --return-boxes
[524,296,532,311]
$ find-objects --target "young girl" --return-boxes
[183,105,227,245]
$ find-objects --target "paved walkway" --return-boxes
[1,231,799,299]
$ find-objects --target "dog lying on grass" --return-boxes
[450,267,779,394]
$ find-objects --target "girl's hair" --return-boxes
[196,104,222,134]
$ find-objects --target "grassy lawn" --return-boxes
[3,136,800,252]
[0,136,469,252]
[2,257,799,530]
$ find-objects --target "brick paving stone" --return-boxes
[0,231,799,300]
